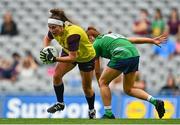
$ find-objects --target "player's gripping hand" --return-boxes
[40,49,56,64]
[40,49,49,64]
[46,49,56,62]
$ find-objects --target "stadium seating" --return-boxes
[0,0,180,95]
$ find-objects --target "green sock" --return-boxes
[149,97,157,106]
[105,109,113,117]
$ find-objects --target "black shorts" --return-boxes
[74,58,95,72]
[61,50,95,72]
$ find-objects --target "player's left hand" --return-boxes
[153,32,168,47]
[46,49,56,62]
[40,49,56,64]
[40,49,47,64]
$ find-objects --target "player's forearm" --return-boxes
[95,72,101,81]
[128,37,154,44]
[95,71,101,87]
[55,56,76,63]
[95,58,101,86]
[43,36,51,47]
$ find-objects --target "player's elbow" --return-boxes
[68,52,78,62]
[69,55,77,62]
[95,72,101,77]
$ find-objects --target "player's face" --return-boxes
[48,24,64,36]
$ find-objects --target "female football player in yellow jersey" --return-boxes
[40,9,96,119]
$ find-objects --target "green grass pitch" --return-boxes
[0,118,180,124]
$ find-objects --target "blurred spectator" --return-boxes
[167,8,180,37]
[159,73,179,95]
[152,32,176,59]
[0,11,19,36]
[176,74,180,89]
[151,8,166,37]
[0,58,17,82]
[11,52,21,70]
[16,56,38,79]
[174,35,180,55]
[25,50,40,65]
[132,8,151,36]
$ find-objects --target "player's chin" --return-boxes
[52,32,58,36]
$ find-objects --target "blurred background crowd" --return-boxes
[0,0,180,96]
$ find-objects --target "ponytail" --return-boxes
[49,8,72,23]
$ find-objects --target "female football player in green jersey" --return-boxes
[86,27,167,119]
[39,9,96,119]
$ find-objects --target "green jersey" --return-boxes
[93,33,139,60]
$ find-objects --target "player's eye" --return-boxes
[49,25,57,30]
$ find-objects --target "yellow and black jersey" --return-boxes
[48,24,96,62]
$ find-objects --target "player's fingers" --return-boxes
[40,58,46,61]
[43,62,48,64]
[40,50,46,55]
[40,51,46,55]
[40,55,46,59]
[44,61,52,64]
[40,55,44,59]
[40,52,46,57]
[162,32,168,36]
[41,60,47,63]
[160,35,168,42]
[40,56,46,59]
[160,33,168,40]
[40,57,47,60]
[40,56,47,61]
[156,44,161,48]
[156,32,167,40]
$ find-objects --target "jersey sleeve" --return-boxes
[67,34,80,51]
[93,41,100,57]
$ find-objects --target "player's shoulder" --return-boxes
[66,25,86,37]
[93,38,101,46]
[66,24,84,32]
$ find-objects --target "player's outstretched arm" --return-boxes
[128,32,168,47]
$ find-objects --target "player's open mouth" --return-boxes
[52,32,57,35]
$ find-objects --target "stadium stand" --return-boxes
[0,0,180,95]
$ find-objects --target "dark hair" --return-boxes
[25,50,32,56]
[49,8,72,23]
[86,26,101,38]
[170,8,179,20]
[87,26,98,31]
[12,52,20,58]
[140,8,148,16]
[155,8,162,19]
